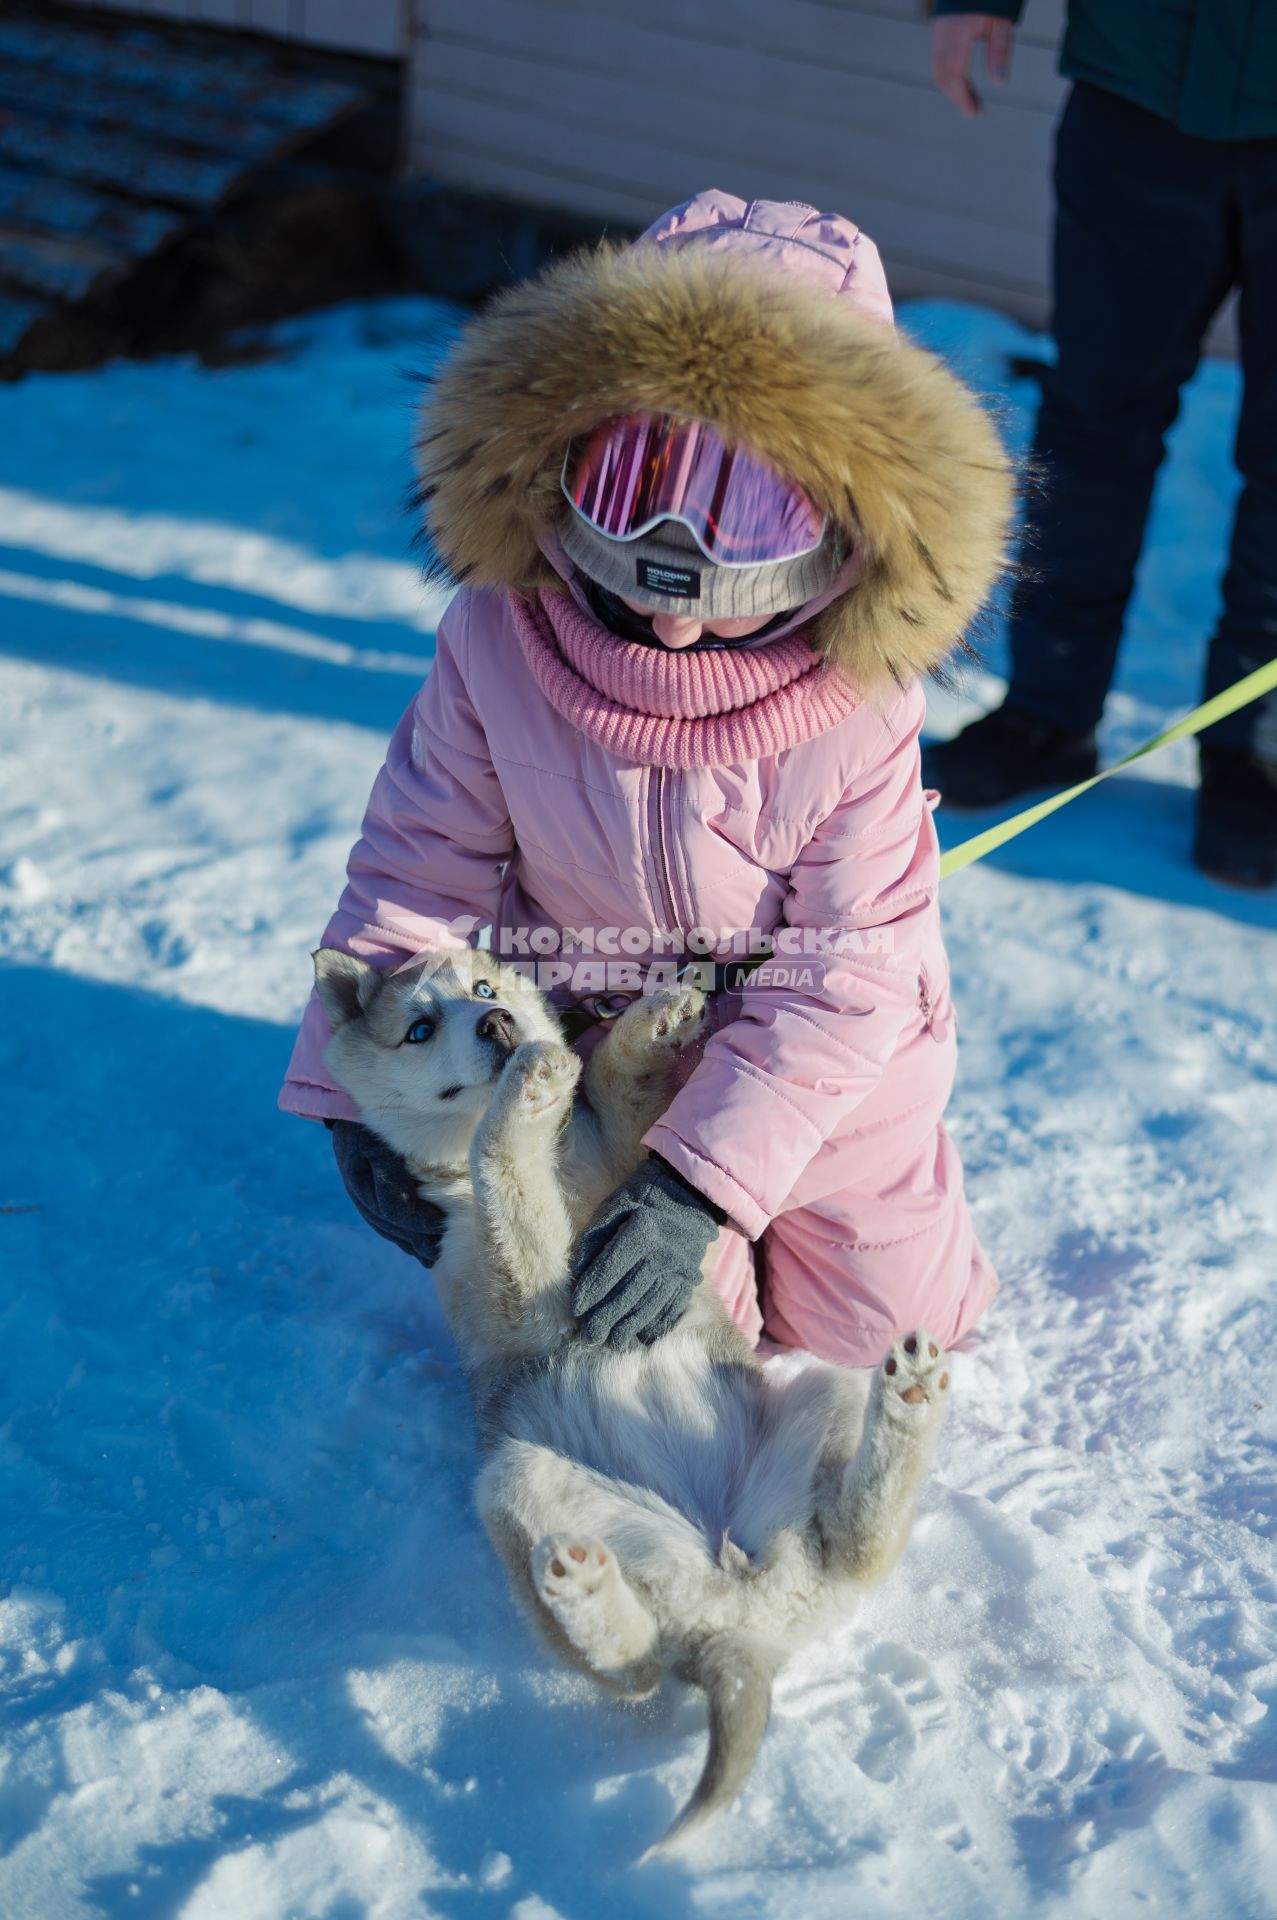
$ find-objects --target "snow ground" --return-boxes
[1,295,1274,1920]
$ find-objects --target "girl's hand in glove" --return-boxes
[327,1118,446,1267]
[570,1154,726,1350]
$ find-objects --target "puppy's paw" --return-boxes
[535,1535,613,1602]
[649,985,707,1046]
[503,1041,580,1119]
[876,1330,950,1429]
[613,985,707,1059]
[532,1535,656,1673]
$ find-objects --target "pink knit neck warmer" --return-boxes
[511,590,859,769]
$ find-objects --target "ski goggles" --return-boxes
[561,414,827,568]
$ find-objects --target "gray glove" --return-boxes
[570,1154,726,1351]
[328,1119,446,1267]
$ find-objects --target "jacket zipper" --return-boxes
[649,765,681,935]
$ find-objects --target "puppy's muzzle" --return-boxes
[476,1007,517,1058]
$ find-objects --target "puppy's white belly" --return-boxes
[497,1332,836,1562]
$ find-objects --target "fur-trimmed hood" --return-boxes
[416,190,1015,691]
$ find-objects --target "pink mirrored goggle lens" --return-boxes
[562,415,826,567]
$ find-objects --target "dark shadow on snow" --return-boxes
[0,544,436,730]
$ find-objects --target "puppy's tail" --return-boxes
[645,1631,777,1858]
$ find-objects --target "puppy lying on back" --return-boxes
[314,947,950,1855]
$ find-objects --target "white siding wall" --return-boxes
[407,0,1068,325]
[58,0,408,60]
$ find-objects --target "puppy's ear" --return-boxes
[312,948,381,1028]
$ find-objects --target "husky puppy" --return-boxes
[313,947,950,1854]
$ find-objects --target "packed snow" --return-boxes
[1,294,1274,1920]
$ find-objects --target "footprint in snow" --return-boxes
[140,917,193,969]
[989,1700,1172,1871]
[854,1643,948,1783]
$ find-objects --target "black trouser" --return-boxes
[1008,81,1277,760]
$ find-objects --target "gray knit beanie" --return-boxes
[558,511,845,621]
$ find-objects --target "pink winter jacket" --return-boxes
[282,585,951,1243]
[281,191,1013,1251]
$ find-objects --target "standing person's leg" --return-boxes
[929,84,1236,807]
[1193,134,1277,888]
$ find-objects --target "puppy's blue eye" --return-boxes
[405,1018,434,1044]
[474,980,496,999]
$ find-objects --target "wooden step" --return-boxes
[0,63,290,164]
[0,225,124,302]
[0,12,371,365]
[0,19,361,132]
[0,161,181,256]
[0,107,246,209]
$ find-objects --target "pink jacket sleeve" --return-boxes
[644,682,938,1239]
[280,592,513,1120]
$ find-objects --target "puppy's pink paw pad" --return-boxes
[879,1329,950,1422]
[509,1043,579,1113]
[535,1536,612,1601]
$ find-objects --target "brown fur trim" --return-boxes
[416,241,1015,689]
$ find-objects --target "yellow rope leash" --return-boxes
[938,658,1277,879]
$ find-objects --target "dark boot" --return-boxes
[923,703,1099,811]
[1193,745,1277,889]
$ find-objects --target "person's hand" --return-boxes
[328,1118,446,1267]
[931,14,1015,117]
[570,1155,725,1351]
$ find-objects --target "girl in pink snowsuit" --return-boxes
[281,189,1014,1367]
